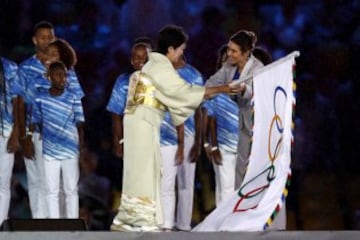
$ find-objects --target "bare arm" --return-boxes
[7,97,20,152]
[22,122,36,159]
[17,96,26,142]
[77,122,85,151]
[203,84,243,100]
[175,123,185,166]
[201,107,212,161]
[77,122,85,162]
[189,107,202,163]
[209,117,222,165]
[111,113,124,158]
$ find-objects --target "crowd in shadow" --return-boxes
[0,0,359,230]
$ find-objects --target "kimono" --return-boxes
[111,52,205,231]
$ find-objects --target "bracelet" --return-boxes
[211,146,218,152]
[119,139,124,145]
[21,132,33,140]
[203,142,210,148]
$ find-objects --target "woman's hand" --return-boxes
[204,83,244,99]
[227,82,244,95]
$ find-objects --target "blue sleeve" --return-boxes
[192,69,204,86]
[202,99,215,116]
[2,58,20,98]
[9,70,21,98]
[16,64,28,98]
[74,97,85,123]
[67,69,85,99]
[31,98,42,124]
[106,74,129,115]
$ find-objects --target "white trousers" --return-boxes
[24,133,47,218]
[160,144,177,229]
[160,136,195,230]
[213,146,236,206]
[0,136,14,226]
[43,157,79,218]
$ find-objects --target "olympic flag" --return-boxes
[193,51,299,231]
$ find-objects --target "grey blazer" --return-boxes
[205,55,264,136]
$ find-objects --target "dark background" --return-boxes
[1,0,359,230]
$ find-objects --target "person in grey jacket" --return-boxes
[205,30,264,189]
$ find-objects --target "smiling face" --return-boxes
[167,43,186,64]
[227,40,250,69]
[131,44,148,70]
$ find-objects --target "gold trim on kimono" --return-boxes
[125,71,166,114]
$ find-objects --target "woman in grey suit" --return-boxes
[205,30,264,189]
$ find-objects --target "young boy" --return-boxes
[27,61,85,218]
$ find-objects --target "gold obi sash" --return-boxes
[125,71,166,114]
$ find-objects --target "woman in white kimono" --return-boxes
[111,25,242,232]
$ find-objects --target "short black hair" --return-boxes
[48,61,67,76]
[216,44,228,70]
[157,25,188,55]
[33,20,54,35]
[134,36,154,50]
[253,47,272,65]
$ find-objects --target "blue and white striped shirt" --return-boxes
[32,89,85,160]
[203,94,239,152]
[160,64,203,146]
[18,55,84,129]
[0,57,19,137]
[106,73,130,115]
[18,55,47,105]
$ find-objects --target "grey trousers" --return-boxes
[234,130,251,189]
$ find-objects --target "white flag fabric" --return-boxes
[193,51,298,232]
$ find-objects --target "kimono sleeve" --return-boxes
[152,66,205,126]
